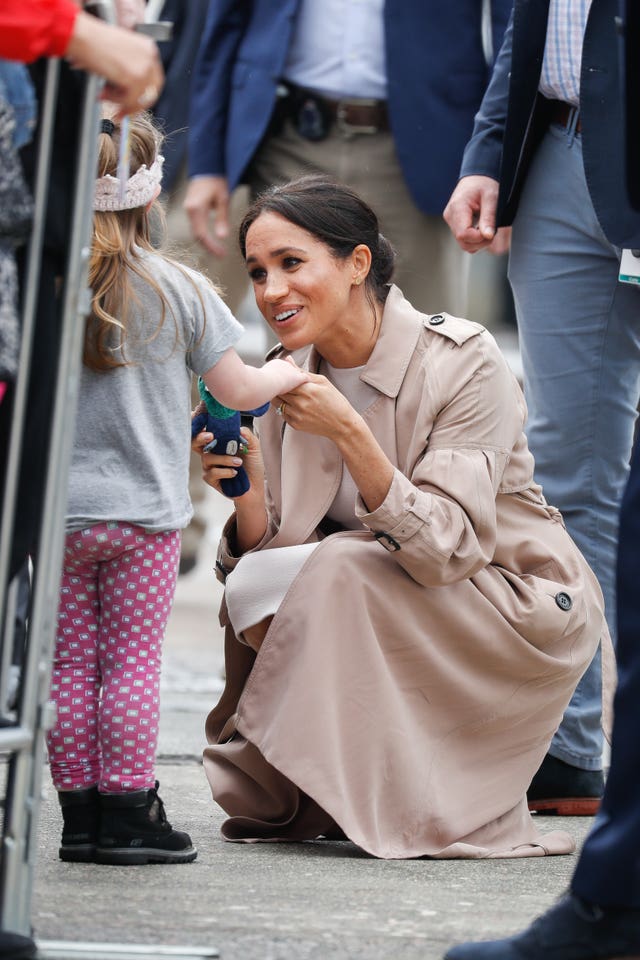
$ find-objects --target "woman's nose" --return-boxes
[263,271,289,301]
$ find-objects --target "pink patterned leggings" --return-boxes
[47,522,181,793]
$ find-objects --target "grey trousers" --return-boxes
[509,123,640,769]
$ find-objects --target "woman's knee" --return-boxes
[242,617,273,652]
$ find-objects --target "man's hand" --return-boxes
[444,175,500,253]
[488,226,512,257]
[184,175,231,257]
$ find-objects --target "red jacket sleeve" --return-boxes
[0,0,79,63]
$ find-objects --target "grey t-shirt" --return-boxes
[66,250,244,532]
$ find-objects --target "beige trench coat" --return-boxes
[204,285,607,860]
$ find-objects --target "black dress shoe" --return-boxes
[444,893,640,959]
[527,753,604,815]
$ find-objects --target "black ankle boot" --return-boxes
[96,781,197,865]
[57,787,100,862]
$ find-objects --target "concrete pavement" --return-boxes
[30,484,592,959]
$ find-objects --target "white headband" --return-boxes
[93,155,164,212]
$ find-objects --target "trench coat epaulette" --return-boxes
[422,312,485,347]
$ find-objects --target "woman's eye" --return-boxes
[248,268,266,282]
[283,257,301,269]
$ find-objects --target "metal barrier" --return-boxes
[0,7,218,958]
[0,49,103,937]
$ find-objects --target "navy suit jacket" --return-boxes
[188,0,511,216]
[460,0,640,248]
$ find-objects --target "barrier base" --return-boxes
[36,942,219,959]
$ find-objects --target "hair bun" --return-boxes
[373,233,396,287]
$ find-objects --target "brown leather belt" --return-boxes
[323,96,389,134]
[549,99,582,133]
[282,82,389,137]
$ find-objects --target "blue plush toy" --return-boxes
[190,377,269,498]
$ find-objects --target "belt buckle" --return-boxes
[336,98,379,136]
[293,93,331,141]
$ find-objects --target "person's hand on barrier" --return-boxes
[184,176,231,257]
[114,0,145,28]
[65,11,164,117]
[443,175,500,253]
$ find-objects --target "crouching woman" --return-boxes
[194,175,609,860]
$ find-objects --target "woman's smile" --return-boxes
[273,305,303,327]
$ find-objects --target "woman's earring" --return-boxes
[354,276,362,285]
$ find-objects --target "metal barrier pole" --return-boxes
[0,63,103,935]
[0,57,62,931]
[0,57,59,670]
[0,575,19,717]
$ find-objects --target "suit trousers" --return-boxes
[247,118,470,317]
[509,123,640,769]
[572,439,640,906]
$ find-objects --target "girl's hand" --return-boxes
[273,373,360,442]
[270,356,309,393]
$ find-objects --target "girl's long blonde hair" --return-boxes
[86,111,209,371]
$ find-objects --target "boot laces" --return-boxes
[148,781,169,826]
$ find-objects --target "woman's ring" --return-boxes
[138,85,159,107]
[277,401,286,417]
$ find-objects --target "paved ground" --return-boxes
[28,487,593,960]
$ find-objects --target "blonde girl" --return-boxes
[46,112,304,866]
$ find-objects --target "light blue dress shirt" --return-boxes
[283,0,387,100]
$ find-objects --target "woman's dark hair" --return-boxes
[239,174,396,307]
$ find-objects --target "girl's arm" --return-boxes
[201,348,307,412]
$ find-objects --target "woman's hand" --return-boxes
[193,426,265,502]
[192,426,268,552]
[273,373,360,442]
[274,372,395,514]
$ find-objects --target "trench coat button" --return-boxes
[555,591,573,611]
[429,314,445,325]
